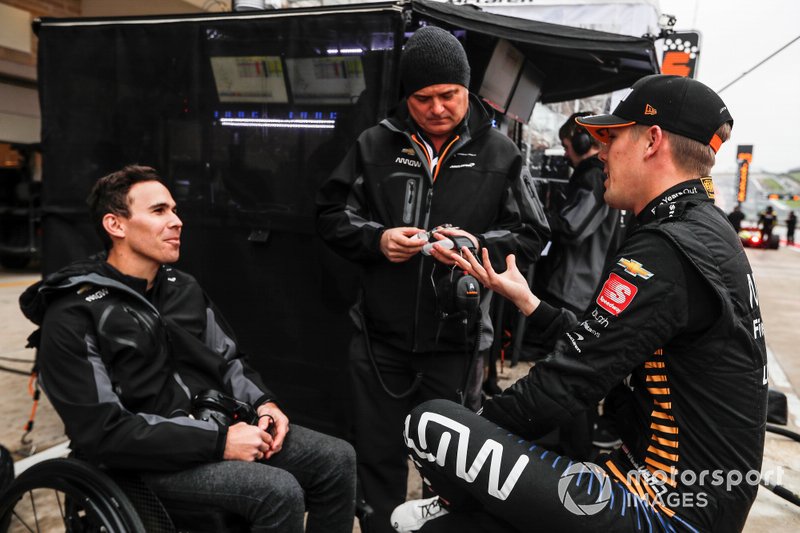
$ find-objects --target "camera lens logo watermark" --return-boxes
[557,462,613,516]
[558,462,786,516]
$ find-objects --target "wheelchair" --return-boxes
[0,449,248,533]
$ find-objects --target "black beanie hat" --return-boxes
[400,26,471,97]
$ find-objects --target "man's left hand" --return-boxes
[256,402,289,460]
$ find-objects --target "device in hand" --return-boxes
[413,228,455,255]
[422,238,454,255]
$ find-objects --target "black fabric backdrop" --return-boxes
[35,1,657,436]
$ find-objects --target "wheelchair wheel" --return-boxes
[0,457,145,533]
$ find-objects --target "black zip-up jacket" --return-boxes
[19,259,276,471]
[483,180,767,531]
[538,155,630,314]
[316,94,549,352]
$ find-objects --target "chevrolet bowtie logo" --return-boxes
[617,258,654,279]
[401,148,415,156]
[644,104,657,116]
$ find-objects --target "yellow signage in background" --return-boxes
[736,145,754,204]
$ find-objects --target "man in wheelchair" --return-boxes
[19,165,356,533]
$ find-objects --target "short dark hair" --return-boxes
[559,111,600,149]
[87,165,163,250]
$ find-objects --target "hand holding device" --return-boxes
[414,227,456,255]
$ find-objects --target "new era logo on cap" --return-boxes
[575,75,733,153]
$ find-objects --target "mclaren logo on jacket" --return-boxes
[404,412,529,501]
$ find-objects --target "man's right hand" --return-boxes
[380,227,426,263]
[223,422,272,462]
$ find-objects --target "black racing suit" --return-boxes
[405,179,768,532]
[20,259,276,470]
[316,93,549,532]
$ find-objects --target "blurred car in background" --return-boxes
[739,224,780,250]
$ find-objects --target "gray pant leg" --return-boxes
[143,424,355,533]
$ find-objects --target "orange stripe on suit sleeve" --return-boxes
[645,456,675,473]
[651,411,675,421]
[605,460,639,498]
[647,445,679,462]
[650,422,679,434]
[651,435,679,448]
[647,466,678,488]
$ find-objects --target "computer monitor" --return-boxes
[210,56,289,103]
[478,39,524,114]
[506,60,544,123]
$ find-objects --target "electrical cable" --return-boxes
[718,34,800,93]
[0,355,34,363]
[357,306,423,400]
[766,423,800,443]
[458,319,482,407]
[762,423,800,507]
[0,364,29,376]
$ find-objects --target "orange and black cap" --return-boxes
[576,74,733,153]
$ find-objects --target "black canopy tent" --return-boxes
[412,0,659,103]
[34,0,658,435]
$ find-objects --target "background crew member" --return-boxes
[727,204,745,233]
[537,111,630,316]
[785,210,796,245]
[316,26,549,533]
[394,75,767,533]
[759,205,776,242]
[21,166,356,533]
[534,111,633,459]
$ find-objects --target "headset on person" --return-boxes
[569,111,595,156]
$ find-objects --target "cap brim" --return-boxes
[575,114,636,143]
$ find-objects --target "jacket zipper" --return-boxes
[412,188,434,352]
[407,134,463,352]
[403,179,417,225]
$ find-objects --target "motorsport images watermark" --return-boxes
[558,461,785,515]
[557,462,613,516]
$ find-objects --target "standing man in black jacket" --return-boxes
[538,111,630,315]
[20,166,356,533]
[316,26,549,533]
[394,75,767,533]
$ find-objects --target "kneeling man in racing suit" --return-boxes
[393,75,767,532]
